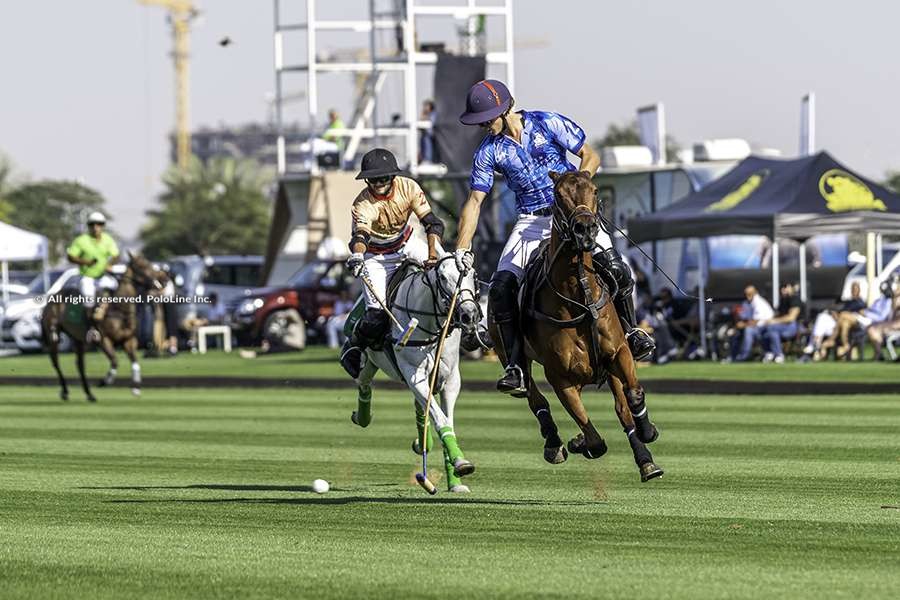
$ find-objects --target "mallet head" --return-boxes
[396,317,419,348]
[415,472,437,495]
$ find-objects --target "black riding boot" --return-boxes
[489,272,527,397]
[340,308,389,379]
[594,248,656,362]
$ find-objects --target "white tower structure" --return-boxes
[273,0,515,175]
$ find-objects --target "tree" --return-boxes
[4,180,106,262]
[140,156,273,259]
[0,154,17,221]
[884,171,900,194]
[591,119,681,163]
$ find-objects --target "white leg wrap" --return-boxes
[131,363,142,384]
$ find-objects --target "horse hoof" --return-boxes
[350,411,367,428]
[567,434,586,455]
[131,388,141,397]
[98,379,107,387]
[640,462,664,482]
[60,391,69,402]
[449,484,471,493]
[453,458,475,477]
[543,445,568,464]
[583,440,608,459]
[87,395,97,403]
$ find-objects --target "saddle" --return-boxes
[518,241,611,386]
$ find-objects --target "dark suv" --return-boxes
[228,259,361,347]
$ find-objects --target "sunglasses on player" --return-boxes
[365,176,395,186]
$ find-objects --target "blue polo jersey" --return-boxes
[469,110,586,214]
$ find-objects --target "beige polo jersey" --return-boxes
[350,176,433,246]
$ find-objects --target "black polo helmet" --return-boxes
[355,148,402,180]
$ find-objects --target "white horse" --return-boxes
[350,254,482,493]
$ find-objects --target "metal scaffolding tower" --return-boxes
[272,0,514,175]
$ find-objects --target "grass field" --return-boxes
[3,346,900,383]
[1,382,898,598]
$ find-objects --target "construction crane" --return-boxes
[139,0,198,170]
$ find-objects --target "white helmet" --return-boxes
[87,211,107,225]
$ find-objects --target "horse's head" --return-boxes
[433,254,481,334]
[549,170,600,252]
[125,250,166,293]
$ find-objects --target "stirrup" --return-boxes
[497,365,527,397]
[626,328,655,361]
[340,346,365,379]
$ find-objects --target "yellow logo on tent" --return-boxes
[819,169,886,212]
[705,169,769,212]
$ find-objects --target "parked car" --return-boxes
[228,258,361,347]
[1,268,76,352]
[167,255,264,328]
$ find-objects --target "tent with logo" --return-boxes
[627,152,900,243]
[626,151,900,355]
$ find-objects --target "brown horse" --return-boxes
[42,252,165,402]
[489,171,663,482]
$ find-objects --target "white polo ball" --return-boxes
[312,479,330,494]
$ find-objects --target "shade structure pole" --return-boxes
[698,239,708,357]
[866,232,877,304]
[799,242,808,303]
[1,260,9,306]
[771,240,780,309]
[875,233,883,276]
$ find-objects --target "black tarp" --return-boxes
[627,151,900,243]
[432,54,486,172]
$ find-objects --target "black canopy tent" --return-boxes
[626,151,900,355]
[628,152,900,243]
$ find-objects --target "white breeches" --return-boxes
[79,275,117,307]
[496,214,613,281]
[811,312,837,339]
[362,235,429,310]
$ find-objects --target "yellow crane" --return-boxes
[139,0,198,170]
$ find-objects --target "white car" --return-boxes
[1,268,79,352]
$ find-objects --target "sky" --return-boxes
[2,0,899,240]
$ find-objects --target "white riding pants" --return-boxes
[362,235,428,310]
[496,214,613,281]
[79,274,118,307]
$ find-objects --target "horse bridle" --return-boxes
[391,255,481,343]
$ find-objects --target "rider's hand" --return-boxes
[424,252,439,269]
[454,248,475,274]
[346,252,365,277]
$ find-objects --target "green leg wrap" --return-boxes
[354,385,372,427]
[439,426,463,463]
[444,446,462,490]
[414,407,434,452]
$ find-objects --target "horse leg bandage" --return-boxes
[625,387,658,444]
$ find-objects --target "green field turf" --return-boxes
[1,384,898,599]
[3,346,900,383]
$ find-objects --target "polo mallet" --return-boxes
[415,273,464,495]
[358,268,418,347]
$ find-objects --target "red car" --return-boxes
[227,259,360,348]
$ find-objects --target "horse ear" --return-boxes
[549,171,561,182]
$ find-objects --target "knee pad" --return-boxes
[600,248,634,299]
[357,308,390,342]
[489,271,520,324]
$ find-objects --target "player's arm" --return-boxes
[456,189,487,251]
[347,204,371,275]
[577,143,601,176]
[410,182,445,266]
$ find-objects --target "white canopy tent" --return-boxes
[0,221,50,305]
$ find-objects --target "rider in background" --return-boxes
[340,148,445,378]
[66,211,119,338]
[454,79,655,395]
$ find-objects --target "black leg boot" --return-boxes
[340,309,388,379]
[489,272,527,397]
[594,248,656,362]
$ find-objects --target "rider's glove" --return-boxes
[346,252,365,277]
[454,248,475,274]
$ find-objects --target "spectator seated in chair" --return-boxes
[803,282,866,360]
[759,282,803,363]
[723,285,774,363]
[821,279,896,360]
[865,277,900,360]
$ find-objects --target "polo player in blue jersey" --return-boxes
[453,79,655,396]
